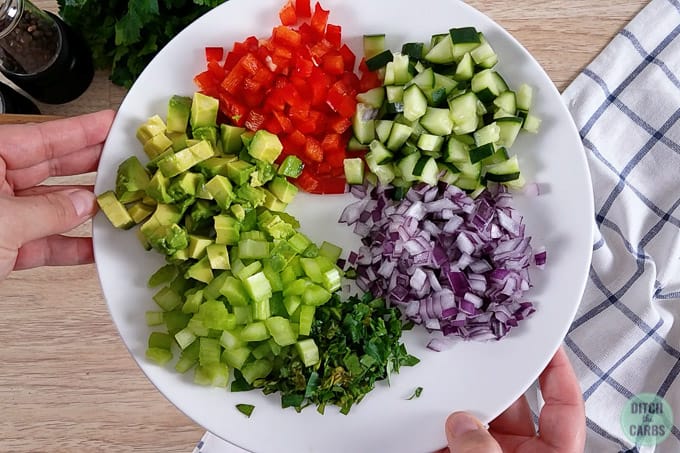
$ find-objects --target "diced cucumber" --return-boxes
[516,83,534,111]
[363,34,386,59]
[420,107,453,136]
[522,113,542,133]
[403,85,428,121]
[343,158,365,185]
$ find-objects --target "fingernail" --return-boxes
[67,189,95,217]
[447,413,482,437]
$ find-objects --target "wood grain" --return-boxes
[1,1,648,452]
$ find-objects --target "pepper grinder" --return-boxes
[0,0,94,104]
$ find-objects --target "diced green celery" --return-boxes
[302,283,332,306]
[240,230,266,241]
[148,264,178,287]
[295,339,319,367]
[230,258,246,279]
[265,316,298,346]
[280,266,297,285]
[283,278,309,297]
[302,243,319,258]
[153,286,182,311]
[232,305,253,325]
[288,232,311,254]
[318,241,342,264]
[175,327,197,350]
[219,276,250,306]
[175,339,200,373]
[188,317,210,336]
[269,292,286,317]
[252,342,272,360]
[262,261,283,292]
[146,347,173,365]
[182,289,204,314]
[194,362,229,387]
[222,346,251,370]
[175,356,197,373]
[145,311,165,326]
[148,331,173,350]
[199,337,222,366]
[219,329,244,349]
[198,300,236,331]
[287,256,304,277]
[283,295,302,317]
[241,358,273,384]
[240,321,270,342]
[243,271,272,303]
[238,238,270,260]
[236,261,263,282]
[252,298,271,321]
[268,338,283,356]
[163,310,192,336]
[300,257,324,283]
[298,305,315,336]
[322,268,343,292]
[202,270,230,301]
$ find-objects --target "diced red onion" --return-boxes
[338,182,545,345]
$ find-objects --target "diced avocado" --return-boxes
[167,131,189,151]
[158,140,215,178]
[188,235,213,259]
[192,126,219,148]
[115,156,151,203]
[190,92,219,129]
[185,256,214,283]
[226,160,255,185]
[196,156,239,179]
[145,223,189,256]
[126,200,155,224]
[167,95,192,133]
[136,115,166,144]
[277,155,304,178]
[247,130,283,163]
[146,170,174,204]
[220,124,246,154]
[250,160,276,187]
[168,172,203,210]
[268,176,298,203]
[206,243,230,270]
[214,214,240,245]
[260,214,296,239]
[146,148,174,172]
[235,185,266,209]
[204,175,234,210]
[96,191,135,229]
[262,188,288,212]
[141,204,185,240]
[143,132,173,160]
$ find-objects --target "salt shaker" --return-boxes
[0,0,93,104]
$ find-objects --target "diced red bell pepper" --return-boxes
[325,24,342,49]
[279,0,297,25]
[296,170,320,193]
[244,108,267,131]
[338,44,356,71]
[273,25,302,48]
[304,137,324,162]
[359,70,383,91]
[239,53,263,75]
[205,46,224,62]
[293,54,314,78]
[327,115,351,134]
[326,80,357,118]
[295,0,312,18]
[194,70,219,95]
[218,92,248,127]
[310,2,330,37]
[322,52,345,75]
[273,109,294,133]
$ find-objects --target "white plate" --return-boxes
[93,0,593,452]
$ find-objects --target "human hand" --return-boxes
[440,346,585,453]
[0,110,116,281]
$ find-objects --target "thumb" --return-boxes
[2,189,97,246]
[445,412,503,453]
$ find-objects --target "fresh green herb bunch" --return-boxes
[239,292,420,415]
[57,0,227,88]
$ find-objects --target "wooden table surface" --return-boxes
[0,1,648,452]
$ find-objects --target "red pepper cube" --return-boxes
[309,39,333,63]
[326,80,357,118]
[310,2,330,37]
[194,70,219,95]
[322,52,345,76]
[220,67,246,94]
[304,137,324,163]
[244,108,267,131]
[224,51,243,71]
[325,24,342,49]
[296,169,321,193]
[263,114,283,135]
[293,54,314,78]
[239,53,262,75]
[252,66,275,86]
[298,23,316,45]
[317,162,332,175]
[295,0,311,18]
[338,44,356,71]
[321,133,341,152]
[273,110,294,133]
[205,46,224,63]
[279,0,297,26]
[245,36,260,52]
[288,129,307,148]
[358,57,370,74]
[218,92,248,127]
[242,89,266,109]
[325,147,346,169]
[341,71,361,93]
[327,115,352,134]
[207,60,226,80]
[359,70,383,92]
[273,25,302,48]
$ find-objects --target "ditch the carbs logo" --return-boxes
[620,393,673,446]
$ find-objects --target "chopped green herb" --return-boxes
[407,386,423,400]
[236,403,255,417]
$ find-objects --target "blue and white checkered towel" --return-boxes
[194,0,680,451]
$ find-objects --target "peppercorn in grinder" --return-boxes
[0,0,93,104]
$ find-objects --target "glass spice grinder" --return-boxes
[0,0,94,104]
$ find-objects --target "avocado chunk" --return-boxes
[143,132,173,160]
[190,92,219,129]
[167,95,192,133]
[185,256,214,283]
[204,175,234,210]
[188,235,213,259]
[97,191,135,230]
[197,156,238,178]
[235,184,266,209]
[157,140,215,178]
[247,130,283,163]
[262,188,288,212]
[250,160,276,187]
[192,126,219,148]
[268,176,298,203]
[214,214,240,245]
[206,243,230,270]
[126,200,155,224]
[167,131,188,151]
[277,155,305,178]
[143,223,189,256]
[226,159,255,186]
[146,170,174,204]
[115,156,151,203]
[136,115,167,144]
[220,124,246,154]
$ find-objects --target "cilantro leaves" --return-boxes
[57,0,227,88]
